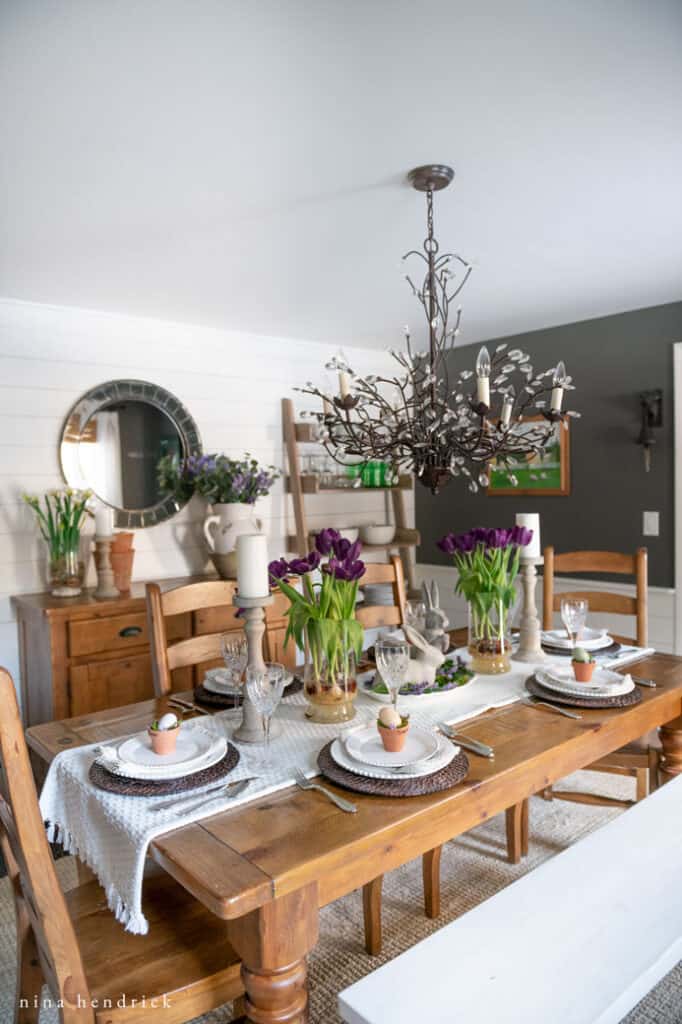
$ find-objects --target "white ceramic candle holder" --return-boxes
[232,594,282,744]
[515,556,547,664]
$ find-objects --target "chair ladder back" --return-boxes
[356,556,407,631]
[0,668,91,1015]
[542,547,648,646]
[146,580,241,696]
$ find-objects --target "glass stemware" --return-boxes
[560,598,588,644]
[375,638,410,710]
[221,634,248,685]
[245,662,285,768]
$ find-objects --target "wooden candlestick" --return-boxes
[515,557,547,663]
[93,536,119,600]
[232,594,281,744]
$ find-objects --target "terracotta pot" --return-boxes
[110,549,135,593]
[572,660,595,683]
[148,725,179,755]
[377,722,409,753]
[111,531,135,552]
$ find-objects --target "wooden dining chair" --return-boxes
[0,666,246,1024]
[539,546,655,807]
[355,554,408,632]
[146,579,242,696]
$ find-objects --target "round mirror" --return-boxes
[60,380,202,527]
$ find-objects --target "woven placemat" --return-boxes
[88,743,240,796]
[317,741,469,797]
[526,676,642,709]
[541,640,622,658]
[194,676,304,708]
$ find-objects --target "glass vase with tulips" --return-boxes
[23,489,92,597]
[269,529,365,723]
[438,525,532,674]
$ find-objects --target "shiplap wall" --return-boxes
[415,564,675,653]
[0,299,414,700]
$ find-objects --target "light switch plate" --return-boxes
[643,511,660,537]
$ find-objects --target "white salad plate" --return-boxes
[536,667,634,699]
[344,724,440,768]
[109,728,227,780]
[330,736,456,781]
[542,628,611,651]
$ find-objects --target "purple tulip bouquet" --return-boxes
[438,525,533,673]
[269,529,366,722]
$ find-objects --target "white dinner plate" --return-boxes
[536,667,634,699]
[542,628,611,651]
[344,724,440,768]
[112,727,227,780]
[330,736,456,781]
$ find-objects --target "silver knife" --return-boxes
[151,776,258,812]
[631,675,657,688]
[438,721,494,758]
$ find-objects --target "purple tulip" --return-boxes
[268,558,290,581]
[315,528,341,556]
[324,556,366,581]
[288,550,321,575]
[437,533,457,555]
[510,525,533,548]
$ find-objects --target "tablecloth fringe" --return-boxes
[45,818,149,935]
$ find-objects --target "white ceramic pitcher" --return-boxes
[203,503,262,577]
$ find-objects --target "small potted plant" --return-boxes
[377,706,410,752]
[148,712,181,755]
[571,647,596,683]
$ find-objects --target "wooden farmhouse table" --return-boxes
[26,650,682,1024]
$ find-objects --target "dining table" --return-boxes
[26,642,682,1024]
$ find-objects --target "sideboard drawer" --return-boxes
[69,653,154,715]
[69,613,149,657]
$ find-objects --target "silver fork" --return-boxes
[521,697,582,720]
[293,767,357,813]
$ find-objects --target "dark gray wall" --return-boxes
[417,302,682,587]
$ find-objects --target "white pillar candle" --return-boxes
[95,504,114,537]
[339,371,351,399]
[516,512,541,560]
[237,534,269,599]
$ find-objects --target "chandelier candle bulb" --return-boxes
[236,534,269,599]
[501,389,514,428]
[339,371,351,399]
[515,513,541,560]
[551,361,567,412]
[475,346,491,406]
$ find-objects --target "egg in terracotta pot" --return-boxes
[378,706,402,728]
[156,712,179,731]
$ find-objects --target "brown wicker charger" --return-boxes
[317,741,469,797]
[525,675,642,709]
[89,743,240,796]
[194,676,304,708]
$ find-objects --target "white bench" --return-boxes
[339,777,682,1024]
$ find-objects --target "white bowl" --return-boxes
[339,527,359,543]
[359,524,396,545]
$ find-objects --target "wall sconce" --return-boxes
[638,389,662,472]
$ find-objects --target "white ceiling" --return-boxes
[1,0,681,350]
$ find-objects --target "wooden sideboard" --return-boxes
[11,576,295,726]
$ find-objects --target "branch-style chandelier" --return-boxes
[296,163,579,494]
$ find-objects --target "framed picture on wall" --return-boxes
[488,417,570,496]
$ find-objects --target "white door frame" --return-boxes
[674,343,682,654]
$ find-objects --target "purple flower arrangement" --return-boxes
[268,529,366,704]
[438,524,532,664]
[158,452,279,505]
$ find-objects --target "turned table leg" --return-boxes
[422,846,442,919]
[659,716,682,782]
[227,883,318,1024]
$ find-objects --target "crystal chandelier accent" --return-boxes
[296,164,579,494]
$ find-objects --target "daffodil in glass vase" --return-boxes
[23,489,92,597]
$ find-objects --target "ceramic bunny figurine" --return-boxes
[421,580,450,653]
[402,624,447,687]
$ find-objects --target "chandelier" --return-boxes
[296,163,579,494]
